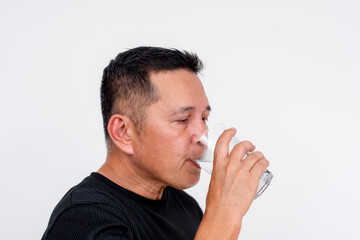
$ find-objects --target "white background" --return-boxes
[1,0,359,239]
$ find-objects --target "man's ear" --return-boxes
[107,114,136,155]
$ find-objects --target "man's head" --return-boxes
[101,46,203,148]
[100,47,210,190]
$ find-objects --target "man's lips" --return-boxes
[189,159,201,168]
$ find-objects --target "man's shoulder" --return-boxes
[42,173,133,239]
[46,173,135,228]
[55,173,119,208]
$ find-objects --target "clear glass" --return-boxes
[192,124,273,199]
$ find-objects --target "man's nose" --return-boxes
[190,121,208,146]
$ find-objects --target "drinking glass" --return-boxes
[192,124,273,199]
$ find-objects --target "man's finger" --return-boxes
[241,151,265,172]
[229,141,256,163]
[213,128,237,168]
[249,158,270,180]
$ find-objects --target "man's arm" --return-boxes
[195,128,269,240]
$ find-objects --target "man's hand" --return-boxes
[195,128,269,240]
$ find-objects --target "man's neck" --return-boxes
[97,152,167,200]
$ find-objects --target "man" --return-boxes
[42,47,269,239]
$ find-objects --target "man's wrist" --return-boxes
[195,209,242,240]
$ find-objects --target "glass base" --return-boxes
[255,169,273,199]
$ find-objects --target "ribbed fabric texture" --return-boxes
[42,173,203,240]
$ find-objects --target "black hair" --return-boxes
[100,46,203,145]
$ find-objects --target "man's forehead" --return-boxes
[148,69,210,114]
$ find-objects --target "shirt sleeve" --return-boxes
[42,203,132,240]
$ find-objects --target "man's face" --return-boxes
[132,69,210,190]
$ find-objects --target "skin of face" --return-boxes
[131,69,211,191]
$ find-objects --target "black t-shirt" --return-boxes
[42,173,203,240]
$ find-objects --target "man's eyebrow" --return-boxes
[170,105,211,116]
[170,106,195,116]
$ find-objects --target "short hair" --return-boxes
[100,46,204,146]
